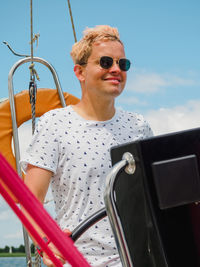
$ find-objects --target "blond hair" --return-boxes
[70,25,123,65]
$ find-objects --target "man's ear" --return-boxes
[74,65,85,82]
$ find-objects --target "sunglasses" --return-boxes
[80,56,131,72]
[99,56,131,71]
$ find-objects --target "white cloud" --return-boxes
[0,196,10,208]
[4,230,23,240]
[127,70,200,93]
[145,100,200,135]
[127,72,166,93]
[0,210,15,221]
[167,75,197,86]
[0,97,8,103]
[117,96,147,106]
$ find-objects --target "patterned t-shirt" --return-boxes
[20,105,153,266]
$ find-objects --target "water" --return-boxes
[0,257,45,267]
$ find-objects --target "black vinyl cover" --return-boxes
[111,127,200,267]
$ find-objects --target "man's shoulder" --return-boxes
[40,106,71,120]
[36,106,72,129]
[117,108,145,122]
[46,106,70,116]
[117,108,153,136]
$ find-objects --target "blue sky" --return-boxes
[0,0,200,247]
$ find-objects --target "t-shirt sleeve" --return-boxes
[20,111,59,174]
[143,119,154,138]
[133,112,154,139]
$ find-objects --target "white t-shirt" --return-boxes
[21,106,153,266]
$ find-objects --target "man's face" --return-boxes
[81,40,127,100]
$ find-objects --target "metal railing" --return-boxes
[8,56,66,267]
[104,152,136,267]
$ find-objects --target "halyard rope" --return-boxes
[67,0,77,42]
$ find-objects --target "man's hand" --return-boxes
[42,229,72,267]
[42,242,66,267]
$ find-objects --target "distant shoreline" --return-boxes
[0,253,34,257]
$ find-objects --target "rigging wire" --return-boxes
[2,41,30,57]
[29,0,39,137]
[29,0,40,82]
[28,3,41,264]
[30,0,34,64]
[67,0,77,43]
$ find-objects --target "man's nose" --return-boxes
[109,61,121,72]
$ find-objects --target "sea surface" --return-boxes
[0,257,45,267]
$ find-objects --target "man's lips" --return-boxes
[104,77,121,83]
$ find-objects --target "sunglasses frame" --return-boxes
[79,56,131,72]
[99,56,131,72]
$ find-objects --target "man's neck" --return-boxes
[72,98,115,121]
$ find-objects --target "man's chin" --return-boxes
[109,87,124,97]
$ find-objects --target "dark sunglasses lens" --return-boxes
[100,56,113,69]
[119,59,131,71]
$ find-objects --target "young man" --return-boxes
[21,25,153,266]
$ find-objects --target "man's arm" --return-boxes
[25,164,52,203]
[23,164,66,266]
